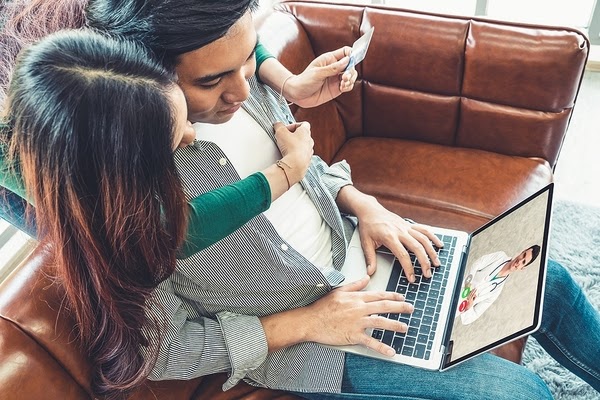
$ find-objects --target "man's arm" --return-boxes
[306,155,441,281]
[147,277,412,389]
[259,277,413,357]
[145,279,268,390]
[335,185,443,282]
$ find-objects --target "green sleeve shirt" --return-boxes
[0,142,27,201]
[0,142,271,257]
[255,41,275,76]
[178,172,271,258]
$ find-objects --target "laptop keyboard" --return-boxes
[371,233,457,360]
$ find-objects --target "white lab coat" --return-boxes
[459,251,511,325]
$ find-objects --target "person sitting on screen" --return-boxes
[458,245,541,325]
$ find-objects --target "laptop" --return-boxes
[333,183,553,371]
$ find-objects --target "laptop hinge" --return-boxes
[443,340,454,366]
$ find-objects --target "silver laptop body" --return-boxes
[333,183,553,371]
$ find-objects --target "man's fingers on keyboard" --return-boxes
[414,224,444,248]
[365,300,414,316]
[409,245,433,277]
[360,291,405,302]
[361,335,397,357]
[397,257,416,283]
[367,316,408,333]
[413,231,441,267]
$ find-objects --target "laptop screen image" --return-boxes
[444,185,553,367]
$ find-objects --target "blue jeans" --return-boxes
[0,187,36,237]
[295,260,600,400]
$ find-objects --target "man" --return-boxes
[458,245,541,325]
[102,2,440,389]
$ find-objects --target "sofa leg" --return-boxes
[490,336,528,364]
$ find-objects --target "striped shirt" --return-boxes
[147,76,355,393]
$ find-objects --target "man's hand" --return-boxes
[260,277,413,356]
[464,289,477,311]
[284,46,358,108]
[336,186,443,282]
[304,276,413,357]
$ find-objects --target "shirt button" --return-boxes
[280,244,288,251]
[219,157,228,166]
[316,283,325,288]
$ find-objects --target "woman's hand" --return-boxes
[302,276,413,357]
[283,46,358,108]
[273,121,314,186]
[260,122,313,201]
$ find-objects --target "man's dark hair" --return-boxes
[86,0,259,70]
[525,244,541,267]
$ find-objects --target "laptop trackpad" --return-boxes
[339,231,395,291]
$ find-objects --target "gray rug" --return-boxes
[523,199,600,399]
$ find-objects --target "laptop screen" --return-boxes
[444,183,553,368]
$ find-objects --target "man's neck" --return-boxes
[497,260,513,277]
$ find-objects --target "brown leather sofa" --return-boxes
[0,1,588,399]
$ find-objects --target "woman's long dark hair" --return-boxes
[3,29,187,399]
[86,0,258,69]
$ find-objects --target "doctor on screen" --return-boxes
[457,245,541,325]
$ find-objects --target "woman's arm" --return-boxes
[256,42,357,108]
[179,121,314,257]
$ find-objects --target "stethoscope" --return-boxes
[460,258,511,312]
[487,260,511,292]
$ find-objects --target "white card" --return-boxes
[344,26,375,72]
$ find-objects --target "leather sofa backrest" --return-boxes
[258,0,589,166]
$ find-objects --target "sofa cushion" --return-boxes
[334,137,553,231]
[0,318,89,399]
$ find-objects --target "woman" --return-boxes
[0,0,357,236]
[1,28,312,399]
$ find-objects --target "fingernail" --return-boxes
[386,348,396,357]
[409,273,415,283]
[406,303,414,312]
[424,269,431,278]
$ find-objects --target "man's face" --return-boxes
[175,11,257,124]
[510,248,534,271]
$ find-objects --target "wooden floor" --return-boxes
[553,70,600,207]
